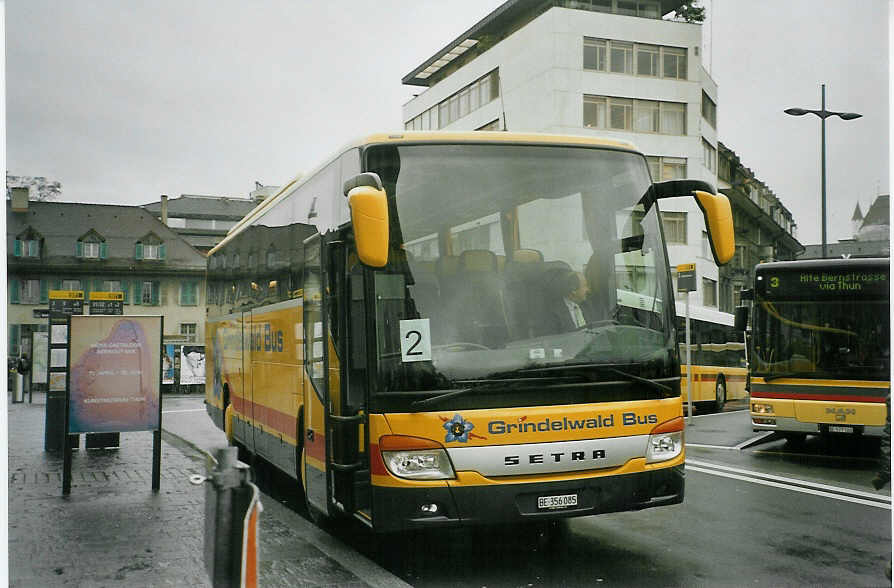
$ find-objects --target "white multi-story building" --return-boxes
[401,0,725,315]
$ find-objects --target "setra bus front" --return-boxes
[317,136,736,531]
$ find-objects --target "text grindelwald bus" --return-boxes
[745,258,890,441]
[205,132,735,532]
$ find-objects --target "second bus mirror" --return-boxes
[344,172,389,267]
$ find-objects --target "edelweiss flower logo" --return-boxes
[443,413,474,443]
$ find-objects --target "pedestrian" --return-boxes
[871,393,891,580]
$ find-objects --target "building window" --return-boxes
[21,279,40,304]
[405,70,499,130]
[636,44,659,77]
[701,231,710,259]
[584,38,685,80]
[14,228,43,258]
[702,91,717,129]
[62,279,82,291]
[180,282,198,306]
[634,100,659,133]
[609,41,634,74]
[142,281,154,304]
[266,247,276,267]
[660,102,686,135]
[583,37,607,71]
[585,95,685,135]
[661,211,687,244]
[103,280,122,292]
[136,234,165,261]
[663,46,687,80]
[180,323,197,343]
[702,139,717,173]
[702,277,717,307]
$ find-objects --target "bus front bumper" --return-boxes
[752,415,885,437]
[371,466,684,533]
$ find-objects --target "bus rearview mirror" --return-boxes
[347,185,389,267]
[734,306,749,332]
[652,180,735,266]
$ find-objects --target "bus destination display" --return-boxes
[761,269,888,299]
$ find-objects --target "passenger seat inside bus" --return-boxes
[452,249,508,348]
[503,248,544,340]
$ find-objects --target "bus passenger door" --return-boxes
[302,233,367,520]
[302,234,329,514]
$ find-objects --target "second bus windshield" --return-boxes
[366,142,676,392]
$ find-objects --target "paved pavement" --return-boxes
[8,392,410,587]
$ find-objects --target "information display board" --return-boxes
[67,316,162,434]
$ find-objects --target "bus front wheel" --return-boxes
[714,377,726,413]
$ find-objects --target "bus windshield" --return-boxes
[751,264,890,381]
[365,143,678,399]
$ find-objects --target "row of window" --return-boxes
[8,322,199,355]
[584,37,687,80]
[209,248,277,270]
[569,0,662,19]
[404,70,500,131]
[12,232,166,261]
[584,94,686,135]
[8,278,198,306]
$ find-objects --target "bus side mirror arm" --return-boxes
[652,180,735,266]
[343,173,389,268]
[734,306,749,332]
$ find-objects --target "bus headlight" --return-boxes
[645,417,684,464]
[752,403,774,414]
[379,435,456,480]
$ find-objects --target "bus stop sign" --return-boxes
[677,263,696,292]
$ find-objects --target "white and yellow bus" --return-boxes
[205,132,734,532]
[746,258,889,441]
[677,309,748,413]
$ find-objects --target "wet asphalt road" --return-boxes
[164,396,892,587]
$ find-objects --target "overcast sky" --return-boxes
[5,0,890,245]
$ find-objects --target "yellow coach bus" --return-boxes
[205,132,734,532]
[677,310,747,413]
[745,258,890,441]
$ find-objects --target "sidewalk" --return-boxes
[8,393,409,587]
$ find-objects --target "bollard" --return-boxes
[13,374,24,403]
[192,447,262,588]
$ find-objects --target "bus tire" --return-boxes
[713,377,726,413]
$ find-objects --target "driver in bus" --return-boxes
[537,270,592,335]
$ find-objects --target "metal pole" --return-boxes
[821,83,827,259]
[686,291,692,424]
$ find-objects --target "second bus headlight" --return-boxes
[645,417,684,464]
[382,449,455,480]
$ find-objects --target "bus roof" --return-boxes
[214,132,640,254]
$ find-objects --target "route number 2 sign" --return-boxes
[399,319,432,362]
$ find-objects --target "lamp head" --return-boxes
[837,112,862,120]
[784,108,809,116]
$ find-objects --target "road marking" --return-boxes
[687,458,891,509]
[686,443,738,450]
[162,409,206,414]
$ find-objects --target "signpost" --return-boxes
[62,315,164,495]
[45,290,84,452]
[677,264,696,423]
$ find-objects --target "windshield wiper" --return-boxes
[516,363,676,395]
[408,376,582,410]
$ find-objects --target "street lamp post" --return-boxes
[784,84,862,259]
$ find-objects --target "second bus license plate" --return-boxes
[537,493,578,510]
